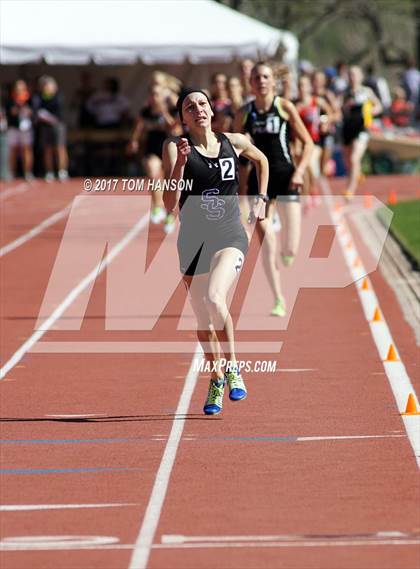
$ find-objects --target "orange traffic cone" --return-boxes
[401,394,420,415]
[361,278,369,290]
[371,307,382,322]
[384,344,399,362]
[388,190,398,205]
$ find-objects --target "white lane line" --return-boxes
[297,434,405,442]
[1,538,418,551]
[0,535,119,550]
[30,341,282,354]
[128,344,202,569]
[179,434,404,443]
[154,539,419,549]
[161,531,412,544]
[44,414,107,418]
[0,503,137,512]
[320,179,420,467]
[0,204,72,257]
[0,182,30,202]
[0,212,149,380]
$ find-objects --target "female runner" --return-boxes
[234,62,313,317]
[341,66,382,199]
[163,88,269,415]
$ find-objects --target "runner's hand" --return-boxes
[176,138,191,166]
[127,139,139,155]
[248,198,266,223]
[290,170,304,189]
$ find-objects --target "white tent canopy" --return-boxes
[0,0,298,66]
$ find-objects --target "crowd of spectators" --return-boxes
[0,57,419,181]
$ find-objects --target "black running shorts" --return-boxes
[177,221,248,276]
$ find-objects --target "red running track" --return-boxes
[0,176,419,569]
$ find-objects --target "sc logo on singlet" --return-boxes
[201,188,226,220]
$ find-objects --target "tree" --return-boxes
[216,0,418,69]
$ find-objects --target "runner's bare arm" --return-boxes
[282,99,314,187]
[318,97,334,133]
[127,116,144,154]
[232,107,246,133]
[326,90,342,123]
[162,137,190,212]
[226,132,268,196]
[225,132,268,220]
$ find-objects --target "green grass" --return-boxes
[378,199,420,267]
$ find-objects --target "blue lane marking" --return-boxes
[0,467,142,475]
[211,436,297,442]
[0,436,297,445]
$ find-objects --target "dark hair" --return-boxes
[251,61,272,77]
[176,88,212,121]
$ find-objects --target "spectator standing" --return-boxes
[402,57,420,106]
[390,87,414,128]
[72,71,96,128]
[5,80,34,180]
[32,75,69,181]
[0,93,9,180]
[210,73,231,132]
[86,78,130,129]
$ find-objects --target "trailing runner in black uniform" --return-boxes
[234,62,313,317]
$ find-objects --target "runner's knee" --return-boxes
[206,290,226,314]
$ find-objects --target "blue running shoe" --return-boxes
[225,368,247,401]
[203,378,225,415]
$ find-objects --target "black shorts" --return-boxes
[342,127,369,147]
[342,118,366,146]
[38,122,66,147]
[248,164,299,202]
[316,133,334,150]
[144,144,163,159]
[177,220,248,276]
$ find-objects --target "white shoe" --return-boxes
[163,213,175,234]
[150,207,166,224]
[58,169,69,181]
[45,171,55,182]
